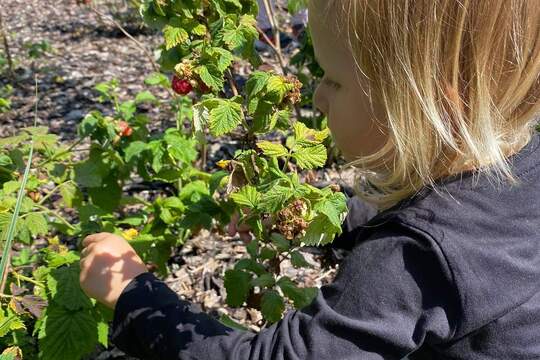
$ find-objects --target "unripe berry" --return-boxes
[172,75,193,95]
[118,120,133,137]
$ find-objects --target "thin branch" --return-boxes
[225,69,239,97]
[89,4,160,74]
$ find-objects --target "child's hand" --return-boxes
[227,210,253,244]
[79,232,148,310]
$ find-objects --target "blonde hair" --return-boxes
[316,0,540,211]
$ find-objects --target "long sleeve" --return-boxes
[110,220,461,360]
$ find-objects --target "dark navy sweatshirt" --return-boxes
[110,130,540,359]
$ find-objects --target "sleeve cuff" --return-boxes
[111,271,183,337]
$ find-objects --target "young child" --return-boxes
[79,0,540,358]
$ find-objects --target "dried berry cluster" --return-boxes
[285,74,303,105]
[275,199,309,240]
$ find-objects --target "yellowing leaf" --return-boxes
[122,228,139,241]
[256,141,288,157]
[217,159,231,169]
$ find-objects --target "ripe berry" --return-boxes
[172,75,193,95]
[118,121,133,137]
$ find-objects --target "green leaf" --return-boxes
[42,249,80,268]
[261,290,285,323]
[0,307,25,337]
[292,144,327,169]
[314,192,348,229]
[129,234,171,276]
[124,141,148,163]
[2,181,20,195]
[259,184,292,213]
[209,99,243,136]
[259,247,277,261]
[59,182,83,208]
[230,185,260,209]
[234,259,266,276]
[224,269,252,307]
[301,214,340,246]
[196,64,224,92]
[277,277,318,309]
[163,25,189,50]
[265,75,292,103]
[290,251,312,268]
[218,314,249,331]
[145,72,169,87]
[38,305,98,360]
[246,71,271,98]
[73,155,107,188]
[294,121,330,145]
[256,141,288,157]
[270,232,290,252]
[135,90,157,104]
[0,347,21,360]
[47,266,93,311]
[251,273,275,288]
[25,213,48,237]
[88,175,122,212]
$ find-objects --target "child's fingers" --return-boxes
[82,232,111,247]
[80,243,96,259]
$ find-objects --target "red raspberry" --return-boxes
[118,121,133,137]
[172,75,193,95]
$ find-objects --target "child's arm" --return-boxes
[80,223,460,360]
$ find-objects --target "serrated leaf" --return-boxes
[38,305,98,360]
[270,232,290,252]
[290,251,312,268]
[245,71,271,98]
[261,290,285,323]
[294,121,330,145]
[256,141,288,157]
[0,307,25,337]
[251,273,275,288]
[277,277,318,309]
[230,185,260,208]
[25,213,48,237]
[47,266,93,311]
[224,269,252,307]
[314,192,348,228]
[301,214,340,246]
[234,259,266,276]
[265,75,292,103]
[163,25,189,50]
[259,184,292,213]
[292,144,327,169]
[209,99,243,136]
[196,64,224,92]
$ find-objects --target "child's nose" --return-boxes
[313,84,329,115]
